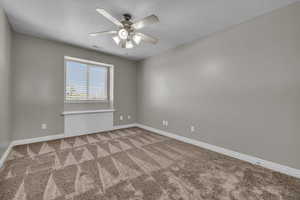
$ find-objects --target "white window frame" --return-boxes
[64,56,114,104]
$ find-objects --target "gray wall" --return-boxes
[11,33,137,140]
[0,6,12,149]
[137,3,300,169]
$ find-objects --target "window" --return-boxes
[65,56,113,103]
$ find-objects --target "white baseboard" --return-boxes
[11,134,65,146]
[112,123,138,130]
[0,143,14,168]
[136,123,300,179]
[0,134,65,168]
[8,123,137,147]
[0,124,138,168]
[3,123,298,179]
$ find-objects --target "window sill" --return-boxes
[64,100,110,104]
[62,109,115,116]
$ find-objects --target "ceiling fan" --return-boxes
[89,9,159,49]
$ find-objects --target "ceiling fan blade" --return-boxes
[136,32,158,44]
[132,15,159,30]
[89,30,117,36]
[96,9,123,27]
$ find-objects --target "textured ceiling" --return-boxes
[2,0,299,60]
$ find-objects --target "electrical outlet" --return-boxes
[120,115,123,121]
[127,115,131,120]
[41,123,47,130]
[190,126,195,132]
[162,120,169,127]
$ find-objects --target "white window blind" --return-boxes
[65,59,109,102]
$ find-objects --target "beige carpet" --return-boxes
[0,127,299,200]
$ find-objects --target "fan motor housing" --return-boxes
[122,14,133,31]
[123,14,132,21]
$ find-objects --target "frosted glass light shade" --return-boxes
[112,36,121,45]
[133,34,142,45]
[125,40,134,49]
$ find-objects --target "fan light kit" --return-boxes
[89,9,159,49]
